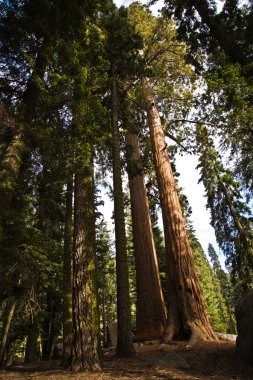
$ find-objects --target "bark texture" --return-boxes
[62,179,73,368]
[0,300,16,365]
[126,131,167,341]
[71,164,100,371]
[144,79,216,343]
[111,72,135,357]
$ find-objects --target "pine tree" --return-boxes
[208,243,236,333]
[191,235,233,333]
[196,125,253,287]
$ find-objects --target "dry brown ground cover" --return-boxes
[0,341,252,380]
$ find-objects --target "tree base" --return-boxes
[116,344,135,358]
[162,322,217,345]
[70,360,101,372]
[134,325,164,342]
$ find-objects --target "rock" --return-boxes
[143,340,161,345]
[158,343,178,352]
[145,351,190,370]
[235,290,253,366]
[216,332,237,342]
[134,342,160,353]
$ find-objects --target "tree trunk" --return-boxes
[126,131,167,341]
[5,339,15,367]
[101,291,106,348]
[144,79,216,343]
[70,161,100,371]
[41,321,56,360]
[62,178,73,368]
[0,300,16,365]
[111,70,135,357]
[25,318,39,364]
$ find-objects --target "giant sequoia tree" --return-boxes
[125,109,167,342]
[126,3,216,342]
[144,79,216,342]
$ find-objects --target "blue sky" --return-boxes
[114,0,164,13]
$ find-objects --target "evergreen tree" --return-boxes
[103,4,143,357]
[160,0,253,72]
[196,125,253,287]
[208,243,236,333]
[191,235,233,333]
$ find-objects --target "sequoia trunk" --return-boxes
[111,71,135,357]
[70,161,100,371]
[126,131,166,341]
[144,79,216,343]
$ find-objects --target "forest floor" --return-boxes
[0,341,253,380]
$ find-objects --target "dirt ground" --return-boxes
[0,341,253,380]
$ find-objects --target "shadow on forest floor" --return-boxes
[0,341,253,380]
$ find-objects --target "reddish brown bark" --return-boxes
[144,79,216,343]
[126,131,167,341]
